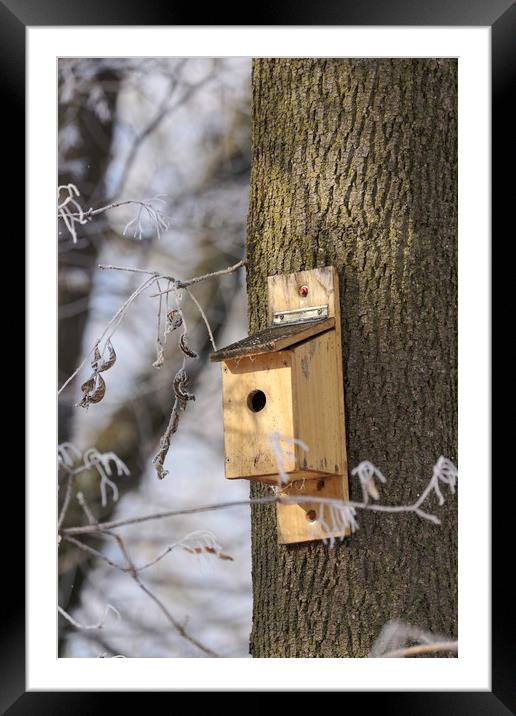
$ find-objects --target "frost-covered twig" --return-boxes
[59,259,245,397]
[368,619,458,658]
[268,433,309,486]
[59,258,245,481]
[61,456,457,538]
[58,274,156,396]
[62,491,220,658]
[381,641,458,658]
[58,185,170,243]
[57,444,130,521]
[58,603,120,631]
[58,184,87,243]
[60,457,456,656]
[148,259,246,295]
[82,447,130,507]
[185,288,217,352]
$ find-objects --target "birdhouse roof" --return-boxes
[209,317,335,362]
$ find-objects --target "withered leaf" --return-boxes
[173,368,195,402]
[179,334,198,359]
[89,374,106,403]
[166,309,183,331]
[90,344,102,371]
[98,339,117,372]
[79,372,106,407]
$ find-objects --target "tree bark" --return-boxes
[247,59,457,657]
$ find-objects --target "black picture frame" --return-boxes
[8,0,511,711]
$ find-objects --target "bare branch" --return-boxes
[381,641,458,658]
[149,258,246,296]
[108,62,215,201]
[58,447,130,512]
[61,456,457,537]
[369,619,457,658]
[59,259,245,397]
[185,288,217,352]
[58,274,156,395]
[63,529,219,656]
[58,604,120,631]
[58,471,74,531]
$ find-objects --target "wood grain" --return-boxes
[268,267,350,544]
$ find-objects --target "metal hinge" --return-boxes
[272,304,329,325]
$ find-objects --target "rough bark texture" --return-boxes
[247,59,457,657]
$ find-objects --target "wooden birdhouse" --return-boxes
[210,266,349,545]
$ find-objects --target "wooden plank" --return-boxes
[276,475,349,544]
[209,317,334,362]
[268,266,350,544]
[267,266,339,324]
[291,330,346,476]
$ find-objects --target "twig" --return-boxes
[149,259,246,296]
[108,64,214,201]
[186,288,217,352]
[61,457,457,538]
[97,264,160,276]
[58,471,75,531]
[58,604,120,631]
[381,641,458,658]
[63,530,218,656]
[368,618,457,658]
[58,274,156,395]
[58,448,129,510]
[59,259,245,396]
[61,497,277,535]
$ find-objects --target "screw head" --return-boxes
[298,285,309,297]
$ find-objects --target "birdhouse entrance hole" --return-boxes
[247,389,266,413]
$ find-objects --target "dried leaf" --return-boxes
[98,339,117,372]
[79,372,106,407]
[179,333,198,359]
[166,309,183,332]
[80,375,96,396]
[173,369,195,402]
[90,344,102,371]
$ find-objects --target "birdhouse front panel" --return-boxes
[221,351,296,482]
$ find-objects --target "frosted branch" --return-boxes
[61,456,457,538]
[369,619,458,658]
[58,603,120,631]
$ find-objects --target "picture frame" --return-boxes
[8,0,510,708]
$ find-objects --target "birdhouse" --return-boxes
[210,266,350,544]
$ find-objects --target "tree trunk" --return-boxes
[247,58,457,657]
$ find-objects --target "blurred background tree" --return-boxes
[58,58,253,657]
